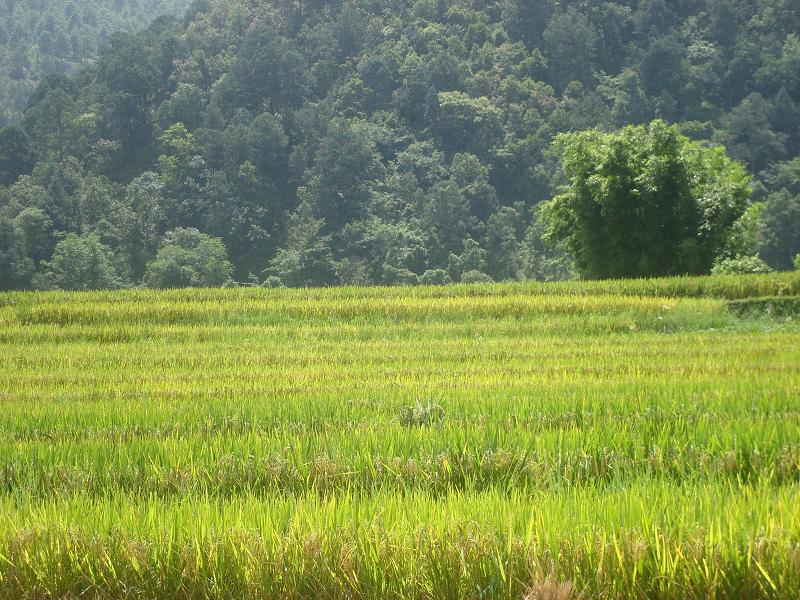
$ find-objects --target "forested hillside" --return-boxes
[0,0,192,126]
[1,0,799,290]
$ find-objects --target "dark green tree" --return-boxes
[1,0,799,290]
[232,23,312,113]
[0,0,190,124]
[760,190,800,270]
[93,32,161,178]
[37,174,75,233]
[719,202,765,261]
[542,8,600,90]
[156,84,207,131]
[246,112,289,188]
[422,181,470,266]
[0,216,33,289]
[484,205,524,281]
[304,119,385,230]
[448,237,490,283]
[0,125,35,186]
[502,0,554,50]
[360,56,395,111]
[23,88,76,162]
[714,93,787,173]
[449,153,497,225]
[14,207,53,264]
[125,172,166,277]
[517,212,575,282]
[267,199,338,287]
[435,93,503,159]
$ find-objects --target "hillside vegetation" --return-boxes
[0,0,192,127]
[0,273,799,597]
[1,0,799,290]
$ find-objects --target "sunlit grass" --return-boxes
[0,273,798,598]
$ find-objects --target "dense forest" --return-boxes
[0,0,193,127]
[1,0,799,290]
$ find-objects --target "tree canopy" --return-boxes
[0,0,798,290]
[143,227,233,288]
[0,0,191,127]
[542,121,750,279]
[42,232,122,291]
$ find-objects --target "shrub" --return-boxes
[419,269,452,286]
[711,255,774,275]
[461,270,494,284]
[542,121,750,278]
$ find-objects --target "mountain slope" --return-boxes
[1,0,799,289]
[0,0,192,126]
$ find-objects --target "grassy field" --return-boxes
[0,273,799,599]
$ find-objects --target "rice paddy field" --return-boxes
[1,273,799,599]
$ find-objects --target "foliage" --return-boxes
[516,211,575,282]
[0,125,34,185]
[0,216,33,289]
[542,121,750,279]
[0,0,191,126]
[143,227,233,288]
[760,189,800,270]
[265,200,338,288]
[42,232,123,290]
[419,269,451,286]
[0,0,799,290]
[711,255,774,275]
[722,202,766,260]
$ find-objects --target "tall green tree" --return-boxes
[543,8,600,90]
[304,119,385,231]
[267,199,338,287]
[232,23,312,113]
[1,0,798,290]
[760,190,800,270]
[14,207,53,264]
[0,0,190,124]
[0,216,33,289]
[0,125,35,186]
[502,0,554,50]
[541,121,750,278]
[714,93,787,173]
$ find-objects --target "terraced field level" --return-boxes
[1,273,799,598]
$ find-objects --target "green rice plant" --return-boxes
[0,273,798,598]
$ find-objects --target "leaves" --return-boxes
[1,0,799,289]
[543,121,750,278]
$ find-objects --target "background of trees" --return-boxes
[0,0,192,127]
[1,0,799,289]
[542,121,752,279]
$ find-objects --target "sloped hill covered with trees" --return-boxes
[0,0,192,127]
[1,0,799,290]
